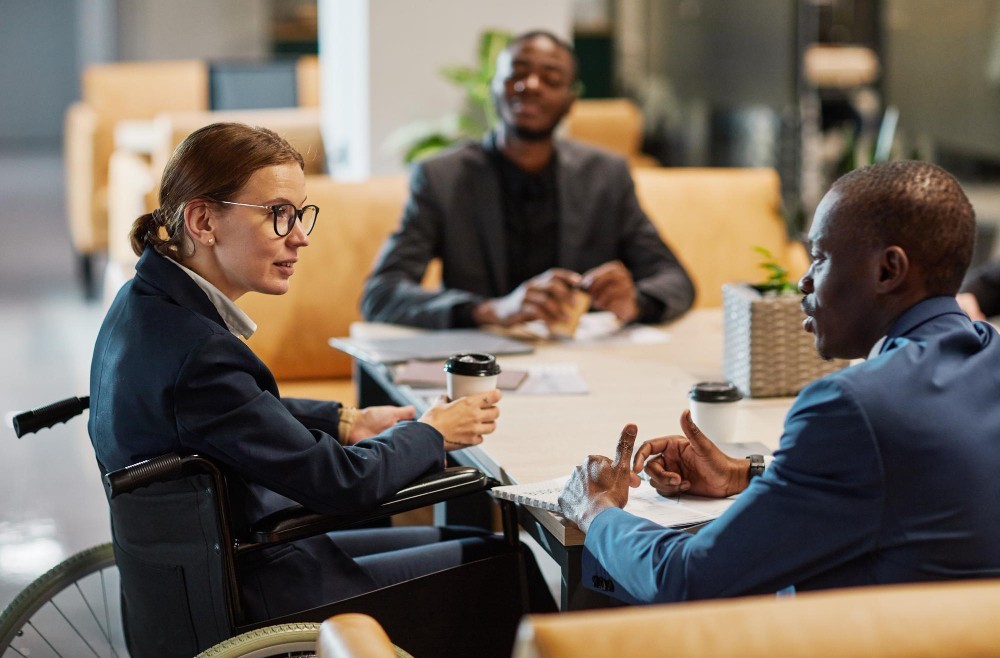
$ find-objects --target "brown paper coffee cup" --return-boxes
[547,289,591,339]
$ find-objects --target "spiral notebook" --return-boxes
[492,476,737,529]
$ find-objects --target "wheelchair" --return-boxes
[3,396,531,658]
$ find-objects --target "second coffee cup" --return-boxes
[688,381,743,442]
[444,353,501,400]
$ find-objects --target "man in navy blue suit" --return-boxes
[559,160,1000,603]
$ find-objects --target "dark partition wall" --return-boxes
[884,0,1000,160]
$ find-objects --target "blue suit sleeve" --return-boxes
[583,377,884,602]
[173,333,445,514]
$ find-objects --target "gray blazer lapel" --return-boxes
[556,140,588,272]
[470,139,509,294]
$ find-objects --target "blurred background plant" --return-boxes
[753,245,799,295]
[385,29,512,164]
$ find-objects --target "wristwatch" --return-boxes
[747,454,765,480]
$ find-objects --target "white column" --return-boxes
[319,0,573,179]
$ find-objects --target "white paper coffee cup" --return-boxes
[444,353,501,400]
[688,381,742,442]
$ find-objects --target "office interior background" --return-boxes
[3,0,1000,612]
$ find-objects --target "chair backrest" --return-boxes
[240,174,413,381]
[149,106,327,182]
[513,579,1000,658]
[79,60,210,246]
[318,613,402,658]
[563,98,657,167]
[297,55,321,108]
[632,167,807,308]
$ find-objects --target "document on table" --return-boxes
[330,329,533,364]
[517,363,589,394]
[509,312,671,346]
[492,476,736,529]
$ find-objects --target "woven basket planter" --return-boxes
[722,283,848,398]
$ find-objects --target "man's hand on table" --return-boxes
[633,410,750,498]
[581,260,639,324]
[472,268,581,326]
[559,424,642,532]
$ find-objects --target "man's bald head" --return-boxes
[830,160,975,296]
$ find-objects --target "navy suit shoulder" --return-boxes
[583,297,1000,604]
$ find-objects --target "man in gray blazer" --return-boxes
[361,30,695,329]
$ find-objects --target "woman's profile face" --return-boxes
[210,162,309,300]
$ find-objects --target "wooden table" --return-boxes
[346,309,793,608]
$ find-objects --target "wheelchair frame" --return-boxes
[4,396,526,658]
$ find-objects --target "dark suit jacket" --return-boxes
[582,297,1000,604]
[361,136,695,328]
[962,259,1000,317]
[89,248,445,655]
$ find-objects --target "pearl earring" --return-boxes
[207,237,215,245]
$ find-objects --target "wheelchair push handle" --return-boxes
[13,396,90,438]
[104,453,185,498]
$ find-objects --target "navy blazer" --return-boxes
[583,296,1000,603]
[361,136,696,328]
[89,248,445,653]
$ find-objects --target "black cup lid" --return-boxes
[443,353,501,376]
[689,381,742,402]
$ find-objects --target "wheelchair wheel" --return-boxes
[0,542,125,657]
[195,623,320,657]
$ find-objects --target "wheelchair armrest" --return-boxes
[248,466,498,546]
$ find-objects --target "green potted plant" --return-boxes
[385,29,512,164]
[722,246,847,398]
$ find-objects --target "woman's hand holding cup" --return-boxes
[419,390,502,450]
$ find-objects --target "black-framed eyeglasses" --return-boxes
[218,201,319,236]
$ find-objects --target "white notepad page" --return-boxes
[492,476,736,529]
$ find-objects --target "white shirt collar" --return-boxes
[867,335,888,360]
[167,259,257,339]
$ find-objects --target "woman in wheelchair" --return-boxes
[88,122,553,656]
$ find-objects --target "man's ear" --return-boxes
[876,245,909,292]
[183,200,216,247]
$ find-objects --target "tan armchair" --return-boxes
[632,167,808,308]
[516,579,1000,658]
[315,579,1000,658]
[64,60,209,281]
[238,174,413,391]
[563,98,659,167]
[317,613,411,658]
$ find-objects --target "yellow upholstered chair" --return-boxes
[514,579,1000,658]
[238,174,413,388]
[564,98,659,167]
[632,167,808,308]
[296,54,321,108]
[317,613,411,658]
[65,60,209,282]
[314,579,1000,658]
